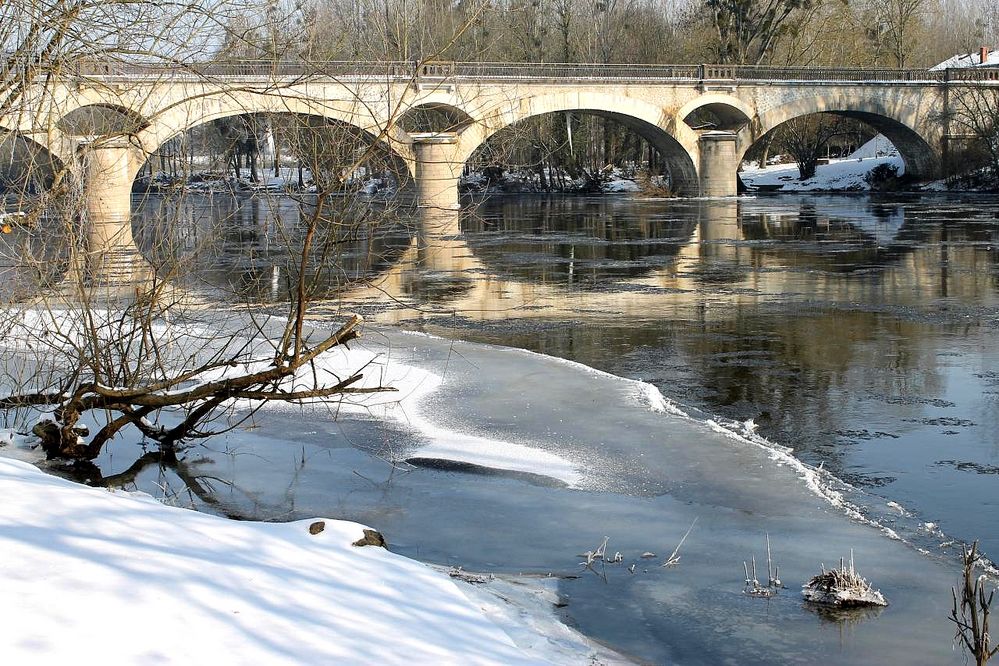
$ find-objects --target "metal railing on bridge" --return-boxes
[70,59,999,83]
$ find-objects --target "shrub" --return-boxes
[864,162,901,191]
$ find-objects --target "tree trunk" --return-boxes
[759,134,773,169]
[248,142,259,183]
[798,157,818,180]
[34,408,89,459]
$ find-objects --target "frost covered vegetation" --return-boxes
[742,534,783,598]
[0,308,383,461]
[951,542,999,666]
[801,555,889,608]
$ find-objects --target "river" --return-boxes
[123,191,999,664]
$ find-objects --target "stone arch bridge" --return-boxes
[4,60,997,225]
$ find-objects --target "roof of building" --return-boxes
[930,49,999,70]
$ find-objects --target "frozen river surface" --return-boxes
[116,192,999,663]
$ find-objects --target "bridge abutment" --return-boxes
[698,132,739,197]
[413,133,462,210]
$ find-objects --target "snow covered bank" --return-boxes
[0,457,605,664]
[461,167,641,195]
[740,155,905,192]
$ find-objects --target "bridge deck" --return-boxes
[68,60,999,83]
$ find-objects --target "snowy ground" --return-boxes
[600,178,640,193]
[460,167,642,195]
[740,154,905,192]
[0,456,616,664]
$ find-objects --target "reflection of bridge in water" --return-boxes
[333,197,999,324]
[14,192,995,317]
[6,59,999,256]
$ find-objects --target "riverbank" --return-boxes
[0,303,981,663]
[0,454,618,664]
[739,154,906,192]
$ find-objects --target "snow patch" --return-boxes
[0,457,562,664]
[740,155,905,192]
[931,51,999,70]
[601,178,641,193]
[251,343,584,486]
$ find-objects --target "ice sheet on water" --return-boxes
[97,323,978,663]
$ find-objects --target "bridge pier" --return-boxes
[698,131,738,197]
[82,138,134,226]
[412,133,462,210]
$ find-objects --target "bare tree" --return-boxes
[0,2,467,468]
[948,74,999,186]
[0,111,407,461]
[950,541,999,666]
[864,0,925,68]
[773,114,851,180]
[705,0,814,65]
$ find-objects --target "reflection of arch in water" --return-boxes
[132,193,416,302]
[736,196,928,272]
[0,217,72,303]
[461,196,699,288]
[0,127,68,192]
[0,128,76,300]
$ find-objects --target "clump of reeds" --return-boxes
[743,533,783,598]
[635,170,676,198]
[576,518,698,582]
[802,551,887,607]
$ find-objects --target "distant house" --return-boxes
[930,47,999,70]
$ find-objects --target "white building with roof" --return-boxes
[930,47,999,70]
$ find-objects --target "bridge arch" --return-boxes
[679,95,754,132]
[743,93,941,179]
[455,91,700,195]
[0,126,69,192]
[57,104,150,137]
[400,103,475,133]
[132,93,417,184]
